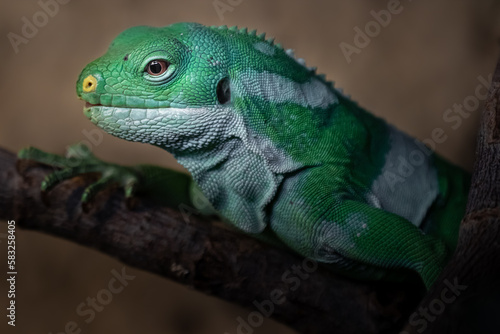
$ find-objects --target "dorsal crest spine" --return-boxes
[208,24,345,101]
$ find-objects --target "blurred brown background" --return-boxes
[1,0,500,333]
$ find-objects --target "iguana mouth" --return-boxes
[85,102,102,108]
[83,101,104,119]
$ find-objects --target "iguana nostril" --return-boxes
[82,75,97,93]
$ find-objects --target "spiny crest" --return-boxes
[208,24,343,97]
[210,24,281,49]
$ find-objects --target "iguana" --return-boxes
[19,22,470,289]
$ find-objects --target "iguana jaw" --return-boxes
[81,103,227,152]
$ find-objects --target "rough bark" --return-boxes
[0,148,421,334]
[401,60,500,333]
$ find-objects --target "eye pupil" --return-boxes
[149,61,162,73]
[146,60,169,76]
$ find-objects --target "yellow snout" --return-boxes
[82,75,97,93]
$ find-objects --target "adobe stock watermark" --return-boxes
[63,127,105,166]
[400,277,467,334]
[213,0,244,21]
[36,126,106,186]
[224,256,319,334]
[377,73,491,192]
[48,267,135,334]
[340,0,414,64]
[7,0,71,54]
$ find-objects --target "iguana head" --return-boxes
[77,22,337,158]
[77,22,237,153]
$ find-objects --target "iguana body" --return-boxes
[21,23,469,289]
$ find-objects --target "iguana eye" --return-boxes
[146,60,169,76]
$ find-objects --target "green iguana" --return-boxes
[19,22,470,289]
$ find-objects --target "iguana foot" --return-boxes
[18,143,141,204]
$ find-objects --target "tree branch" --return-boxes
[0,147,421,334]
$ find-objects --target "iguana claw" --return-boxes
[18,143,194,208]
[18,143,141,203]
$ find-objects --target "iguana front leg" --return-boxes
[17,143,209,210]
